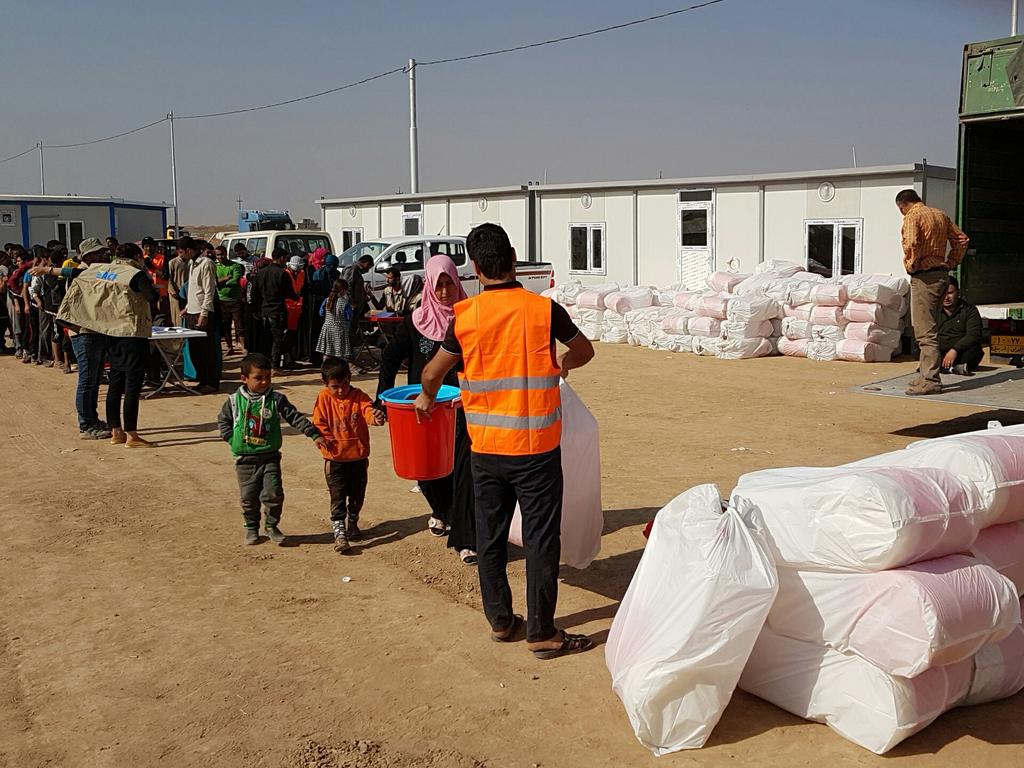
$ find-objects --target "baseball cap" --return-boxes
[78,237,106,258]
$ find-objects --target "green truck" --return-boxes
[958,34,1024,355]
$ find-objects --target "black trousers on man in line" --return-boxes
[472,446,563,644]
[262,313,287,369]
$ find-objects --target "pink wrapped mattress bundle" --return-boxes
[781,317,812,340]
[766,555,1021,677]
[841,274,909,309]
[721,318,774,339]
[844,322,902,348]
[964,601,1024,705]
[692,293,731,319]
[836,339,895,363]
[688,316,723,338]
[810,324,844,343]
[785,304,847,326]
[848,429,1024,527]
[731,465,986,572]
[604,287,655,315]
[666,290,698,309]
[970,523,1024,596]
[576,283,620,310]
[808,283,849,307]
[740,627,974,754]
[716,336,776,360]
[726,295,782,323]
[844,301,902,329]
[706,271,748,293]
[776,337,809,357]
[692,336,722,356]
[659,308,695,335]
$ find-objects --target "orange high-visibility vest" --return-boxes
[146,253,168,297]
[454,287,562,456]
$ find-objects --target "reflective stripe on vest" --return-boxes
[454,287,562,456]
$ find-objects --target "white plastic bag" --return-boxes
[739,627,973,755]
[726,295,782,323]
[731,465,986,571]
[965,600,1024,705]
[717,337,775,359]
[605,486,778,755]
[767,555,1021,677]
[508,382,601,569]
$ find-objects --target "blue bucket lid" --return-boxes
[379,384,461,405]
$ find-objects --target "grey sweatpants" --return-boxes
[235,460,285,529]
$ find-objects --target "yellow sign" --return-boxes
[991,335,1024,355]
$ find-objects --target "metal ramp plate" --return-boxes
[854,365,1024,410]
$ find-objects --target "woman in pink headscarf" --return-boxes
[375,255,478,564]
[308,246,329,271]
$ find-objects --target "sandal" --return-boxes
[427,517,448,537]
[459,549,478,566]
[490,614,525,643]
[530,631,594,660]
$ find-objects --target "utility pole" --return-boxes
[408,58,419,194]
[168,112,179,237]
[1014,0,1020,36]
[237,196,243,211]
[37,141,45,195]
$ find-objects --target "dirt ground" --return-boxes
[2,344,1022,768]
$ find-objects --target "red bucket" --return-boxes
[380,385,461,481]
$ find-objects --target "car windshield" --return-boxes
[338,241,388,267]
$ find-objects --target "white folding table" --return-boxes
[146,326,208,398]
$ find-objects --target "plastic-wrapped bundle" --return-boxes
[806,340,837,361]
[739,626,973,755]
[726,295,781,323]
[844,301,902,328]
[650,333,693,353]
[785,304,847,326]
[766,555,1020,677]
[808,283,849,307]
[848,429,1024,527]
[576,283,620,310]
[721,318,774,339]
[672,291,701,309]
[606,485,778,755]
[556,281,585,305]
[731,465,986,572]
[657,289,694,308]
[841,273,911,304]
[717,337,776,359]
[693,336,722,356]
[541,287,557,299]
[965,602,1024,706]
[601,312,629,344]
[693,293,731,319]
[624,306,669,347]
[845,322,902,348]
[659,308,695,335]
[811,324,844,342]
[755,259,804,277]
[781,317,813,340]
[688,316,723,337]
[707,271,749,293]
[971,523,1024,596]
[777,337,810,357]
[836,339,895,363]
[604,287,655,315]
[575,308,606,341]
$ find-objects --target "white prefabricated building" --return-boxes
[318,162,954,289]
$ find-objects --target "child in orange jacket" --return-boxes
[312,358,385,552]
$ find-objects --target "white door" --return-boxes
[677,193,714,289]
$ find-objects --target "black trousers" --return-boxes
[418,411,476,551]
[942,344,984,372]
[326,459,368,523]
[263,313,287,369]
[106,337,149,432]
[472,447,563,643]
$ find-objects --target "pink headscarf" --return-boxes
[309,247,329,271]
[413,254,467,342]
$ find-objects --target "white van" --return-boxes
[219,230,333,267]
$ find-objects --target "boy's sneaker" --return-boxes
[345,518,362,542]
[263,526,286,546]
[244,528,259,545]
[332,521,350,552]
[952,363,972,376]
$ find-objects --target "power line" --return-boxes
[0,146,37,165]
[418,0,727,66]
[177,67,405,119]
[44,117,168,149]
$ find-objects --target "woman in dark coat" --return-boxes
[374,255,476,565]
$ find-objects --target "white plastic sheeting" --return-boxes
[810,324,845,343]
[576,308,606,341]
[781,317,813,340]
[717,336,776,360]
[836,339,895,363]
[844,322,902,348]
[766,555,1020,677]
[971,523,1024,596]
[707,271,749,293]
[606,486,778,755]
[731,465,986,571]
[964,602,1024,705]
[844,301,902,328]
[755,259,804,277]
[721,318,774,339]
[508,382,602,569]
[688,316,723,338]
[576,283,621,310]
[605,287,655,315]
[726,295,782,323]
[739,627,973,755]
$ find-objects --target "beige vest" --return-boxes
[57,259,153,338]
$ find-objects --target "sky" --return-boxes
[0,0,1016,224]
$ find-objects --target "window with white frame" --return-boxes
[342,228,363,251]
[804,219,863,279]
[55,221,85,252]
[402,203,422,236]
[569,223,605,275]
